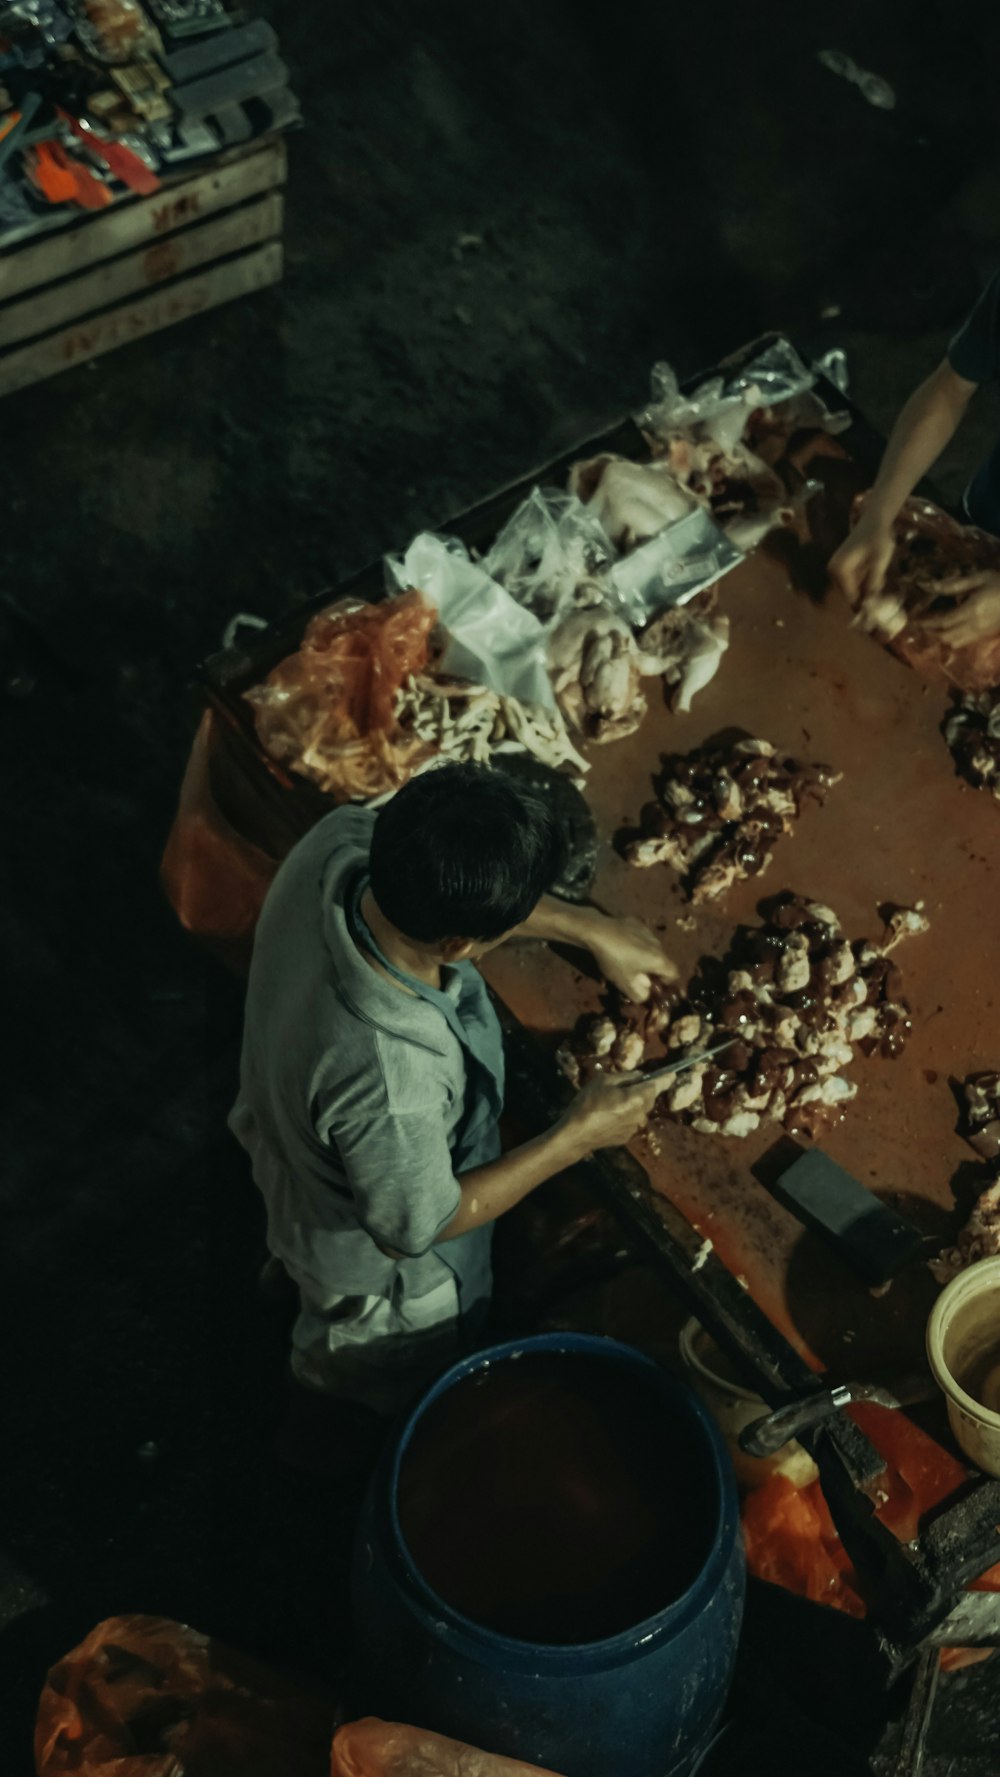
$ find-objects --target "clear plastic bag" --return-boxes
[245,591,436,800]
[636,363,750,457]
[636,340,849,494]
[385,534,554,710]
[34,1615,335,1777]
[483,486,615,623]
[330,1718,565,1777]
[607,506,743,628]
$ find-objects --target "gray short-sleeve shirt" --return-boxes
[229,806,497,1310]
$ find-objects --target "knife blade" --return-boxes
[617,1037,734,1087]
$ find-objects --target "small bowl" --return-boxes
[926,1256,1000,1478]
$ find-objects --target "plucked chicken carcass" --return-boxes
[546,600,648,742]
[568,454,695,550]
[635,588,731,713]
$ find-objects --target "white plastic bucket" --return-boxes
[926,1256,1000,1478]
[679,1318,818,1490]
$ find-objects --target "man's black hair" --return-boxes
[369,763,567,942]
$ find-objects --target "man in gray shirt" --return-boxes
[230,763,670,1460]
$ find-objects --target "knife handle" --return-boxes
[739,1386,853,1456]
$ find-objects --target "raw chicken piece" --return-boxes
[638,593,731,714]
[944,689,1000,801]
[881,902,930,953]
[962,1073,1000,1162]
[622,735,839,903]
[930,1178,1000,1285]
[568,454,695,550]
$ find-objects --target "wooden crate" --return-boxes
[0,136,286,396]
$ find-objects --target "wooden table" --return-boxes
[200,386,1000,1653]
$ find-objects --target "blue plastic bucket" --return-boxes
[351,1333,744,1777]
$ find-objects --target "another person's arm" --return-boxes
[830,359,977,604]
[516,895,678,1001]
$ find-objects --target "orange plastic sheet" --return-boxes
[160,709,280,974]
[245,592,436,801]
[742,1476,865,1618]
[330,1718,565,1777]
[34,1614,335,1777]
[741,1408,1000,1668]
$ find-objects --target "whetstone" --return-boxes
[770,1149,924,1287]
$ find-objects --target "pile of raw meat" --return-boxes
[943,690,1000,800]
[930,1074,1000,1284]
[557,895,927,1144]
[623,737,840,902]
[853,497,1000,692]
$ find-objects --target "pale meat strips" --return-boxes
[854,496,1000,693]
[930,1074,1000,1285]
[624,737,840,903]
[557,895,927,1144]
[394,675,589,780]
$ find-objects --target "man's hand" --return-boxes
[587,913,679,1002]
[517,898,678,1000]
[829,511,897,607]
[558,1071,662,1158]
[921,573,1000,647]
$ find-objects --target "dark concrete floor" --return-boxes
[3,1,1000,1769]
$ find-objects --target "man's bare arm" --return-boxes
[436,1072,662,1240]
[830,359,978,604]
[513,896,678,1001]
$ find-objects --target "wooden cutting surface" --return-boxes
[483,516,1000,1382]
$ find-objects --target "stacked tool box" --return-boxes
[0,0,298,394]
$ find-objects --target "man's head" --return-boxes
[369,763,566,960]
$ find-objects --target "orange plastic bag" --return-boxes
[34,1614,334,1777]
[330,1719,565,1777]
[246,592,436,800]
[741,1476,865,1617]
[160,709,281,973]
[849,1402,968,1545]
[854,495,1000,693]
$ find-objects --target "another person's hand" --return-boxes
[559,1071,662,1156]
[588,914,679,1002]
[828,510,897,607]
[920,573,1000,647]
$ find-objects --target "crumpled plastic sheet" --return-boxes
[607,506,743,628]
[330,1718,566,1777]
[483,486,615,624]
[385,533,555,709]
